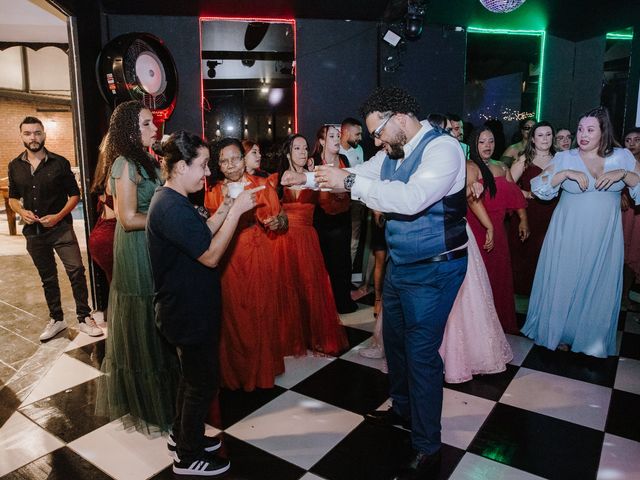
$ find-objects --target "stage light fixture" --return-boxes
[206,60,222,78]
[405,1,425,40]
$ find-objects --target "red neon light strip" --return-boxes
[199,16,298,135]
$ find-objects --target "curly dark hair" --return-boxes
[469,127,497,198]
[359,87,420,119]
[103,101,158,182]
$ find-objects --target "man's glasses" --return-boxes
[522,126,533,131]
[371,114,394,139]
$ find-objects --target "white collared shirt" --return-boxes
[339,144,364,168]
[349,122,466,215]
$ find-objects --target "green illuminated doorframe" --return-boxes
[467,27,547,121]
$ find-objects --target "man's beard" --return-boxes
[24,139,45,153]
[386,131,407,160]
[347,139,359,148]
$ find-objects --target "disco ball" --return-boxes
[479,0,527,13]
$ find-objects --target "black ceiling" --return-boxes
[52,0,638,41]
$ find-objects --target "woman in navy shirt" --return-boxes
[146,130,263,477]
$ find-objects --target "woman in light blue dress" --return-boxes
[522,107,640,357]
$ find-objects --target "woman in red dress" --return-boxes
[88,136,117,284]
[467,127,529,334]
[509,122,558,296]
[269,134,348,357]
[204,138,283,391]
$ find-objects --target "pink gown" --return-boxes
[439,225,513,383]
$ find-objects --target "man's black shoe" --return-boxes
[392,450,441,480]
[364,407,412,430]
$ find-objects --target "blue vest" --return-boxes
[380,127,467,265]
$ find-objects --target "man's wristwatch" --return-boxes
[343,173,356,191]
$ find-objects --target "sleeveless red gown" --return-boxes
[509,165,558,295]
[467,176,527,334]
[270,176,348,357]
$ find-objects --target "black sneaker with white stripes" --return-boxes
[167,433,222,461]
[172,455,230,477]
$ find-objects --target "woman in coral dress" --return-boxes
[269,134,348,357]
[205,138,283,391]
[509,121,558,295]
[466,127,529,334]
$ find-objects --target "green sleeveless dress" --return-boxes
[96,156,179,433]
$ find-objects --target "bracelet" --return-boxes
[622,169,628,181]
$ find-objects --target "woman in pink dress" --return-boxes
[622,128,640,310]
[439,163,513,383]
[270,134,348,356]
[466,127,529,334]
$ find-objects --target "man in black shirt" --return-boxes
[7,117,102,341]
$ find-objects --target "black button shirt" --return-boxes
[7,149,80,236]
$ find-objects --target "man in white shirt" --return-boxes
[283,87,467,479]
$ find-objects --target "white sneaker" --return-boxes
[40,319,68,341]
[77,316,103,337]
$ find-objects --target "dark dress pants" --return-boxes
[382,256,467,455]
[25,222,91,322]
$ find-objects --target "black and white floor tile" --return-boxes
[2,304,640,479]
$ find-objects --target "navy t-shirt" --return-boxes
[146,186,221,345]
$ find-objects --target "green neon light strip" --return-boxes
[606,33,633,40]
[537,31,546,122]
[467,27,546,121]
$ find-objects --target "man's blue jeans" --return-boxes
[382,255,467,455]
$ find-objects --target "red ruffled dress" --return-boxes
[269,174,348,356]
[508,165,558,295]
[204,174,284,391]
[467,176,527,334]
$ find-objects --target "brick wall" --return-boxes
[0,96,75,182]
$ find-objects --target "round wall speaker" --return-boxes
[96,32,178,121]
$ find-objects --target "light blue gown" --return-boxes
[522,148,640,357]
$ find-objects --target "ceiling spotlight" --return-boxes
[405,1,425,40]
[206,60,222,78]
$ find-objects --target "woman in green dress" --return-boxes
[96,100,179,433]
